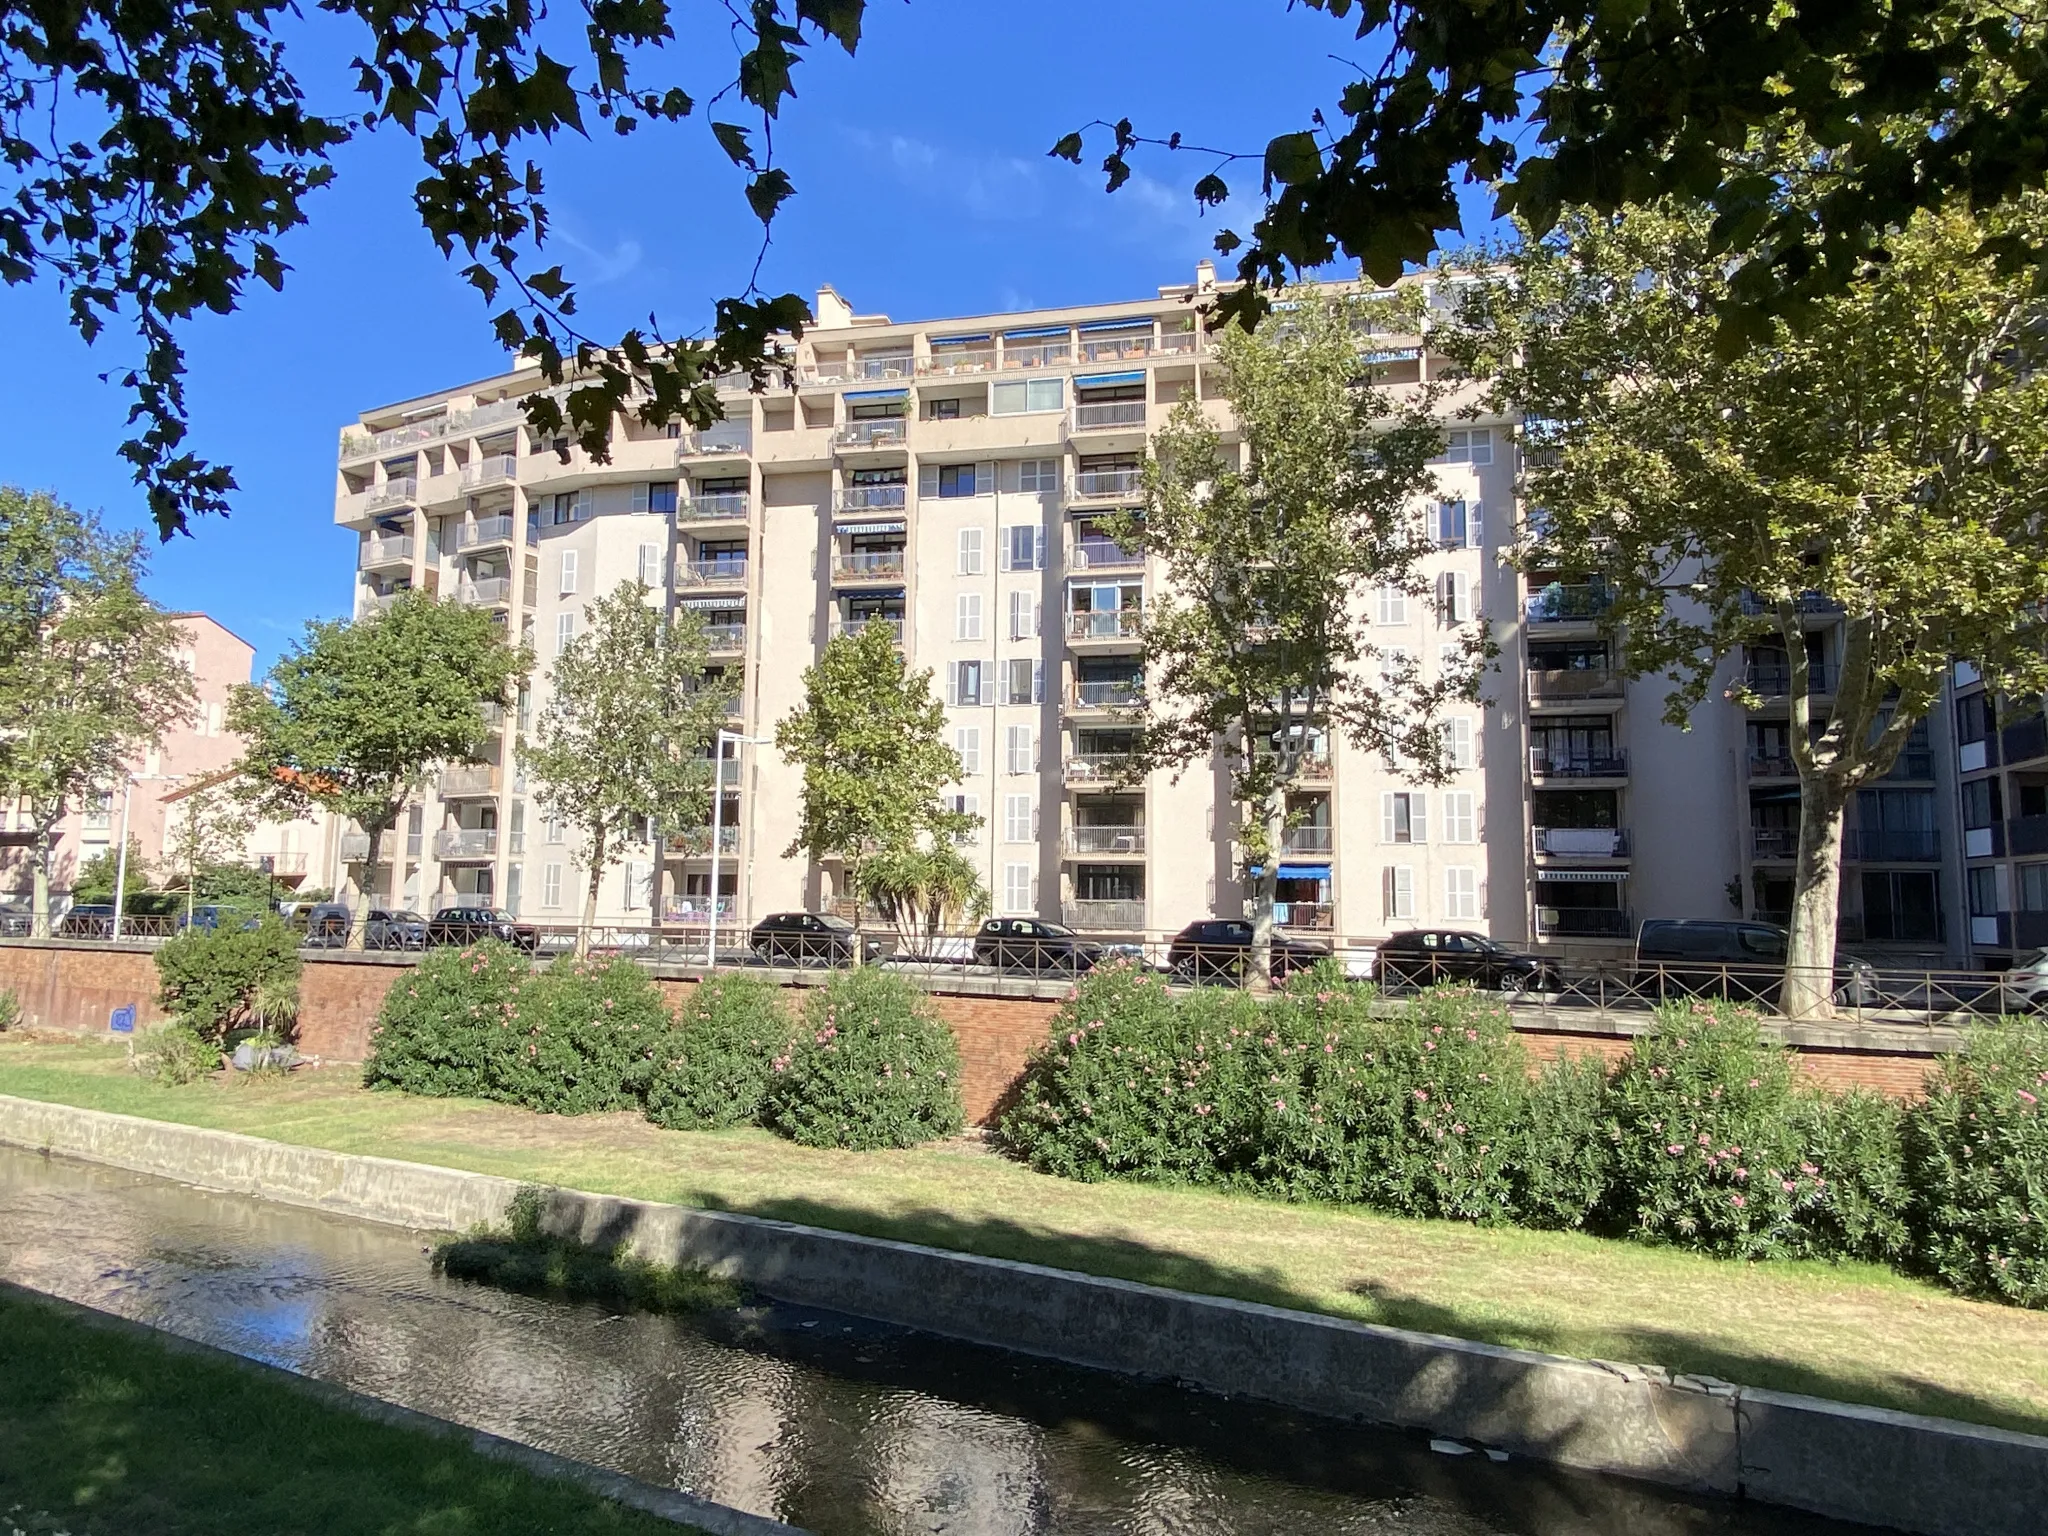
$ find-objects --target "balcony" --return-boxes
[831,550,907,582]
[1064,754,1141,786]
[1529,749,1629,780]
[2003,715,2048,766]
[1065,609,1143,644]
[1534,826,1631,858]
[833,484,907,515]
[1079,330,1163,363]
[365,477,419,513]
[1752,827,1799,860]
[678,557,748,588]
[478,701,506,729]
[1066,825,1147,856]
[1070,539,1144,572]
[459,454,518,492]
[1069,679,1142,711]
[833,419,909,450]
[919,346,996,376]
[1004,339,1071,369]
[433,827,498,861]
[1535,906,1633,938]
[2010,816,2048,856]
[357,535,414,571]
[338,830,399,863]
[829,615,905,644]
[1281,826,1334,854]
[1071,467,1143,501]
[1071,401,1147,432]
[1744,661,1833,697]
[457,514,516,551]
[1849,828,1941,862]
[1527,667,1623,702]
[1063,898,1145,931]
[665,825,740,856]
[438,765,502,799]
[339,422,438,462]
[704,623,747,654]
[670,490,745,524]
[358,588,407,615]
[1524,584,1614,624]
[676,429,752,461]
[1275,901,1334,931]
[1738,589,1843,618]
[461,575,512,606]
[1748,752,1799,779]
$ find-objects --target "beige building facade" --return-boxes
[332,266,1965,964]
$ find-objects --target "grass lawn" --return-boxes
[0,1285,701,1536]
[5,1036,2048,1439]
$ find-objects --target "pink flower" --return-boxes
[1272,1099,1286,1112]
[1668,1143,1684,1156]
[1731,1194,1747,1208]
[1068,1032,1081,1046]
[1783,1180,1798,1192]
[2020,1090,2040,1106]
[1413,1089,1429,1102]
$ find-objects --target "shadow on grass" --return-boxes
[673,1187,2048,1441]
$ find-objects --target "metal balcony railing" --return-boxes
[1738,589,1844,617]
[1752,827,1799,859]
[1281,826,1334,854]
[1527,668,1623,701]
[1274,901,1334,931]
[678,557,749,586]
[1062,898,1145,930]
[365,477,419,512]
[681,491,750,522]
[1748,752,1799,778]
[1535,906,1633,938]
[1524,584,1614,623]
[1071,400,1147,431]
[1072,467,1143,500]
[1066,609,1143,641]
[703,623,747,653]
[459,454,517,491]
[457,514,515,550]
[358,589,406,615]
[1849,828,1941,862]
[920,346,997,375]
[1079,332,1158,362]
[676,429,752,459]
[1063,754,1142,785]
[1071,680,1142,708]
[357,535,414,569]
[1534,826,1631,858]
[829,616,905,643]
[478,701,505,728]
[463,576,511,605]
[438,765,501,798]
[666,824,740,855]
[833,419,909,449]
[1004,339,1071,368]
[831,550,906,580]
[1744,661,1833,696]
[1067,825,1147,854]
[1529,748,1629,778]
[833,483,907,514]
[1069,540,1144,571]
[434,827,498,860]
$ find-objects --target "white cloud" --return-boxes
[552,226,646,287]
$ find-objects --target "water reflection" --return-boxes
[0,1147,1852,1536]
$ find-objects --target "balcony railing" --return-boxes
[920,347,997,376]
[340,423,436,461]
[665,824,740,855]
[831,550,907,580]
[1535,906,1633,938]
[2001,715,2048,765]
[338,831,398,862]
[1071,680,1142,709]
[833,419,909,449]
[1071,401,1147,431]
[833,483,907,514]
[1529,748,1629,779]
[1274,901,1334,931]
[703,623,747,653]
[1281,826,1334,854]
[462,576,512,605]
[1069,540,1144,572]
[438,765,501,799]
[478,701,505,728]
[829,615,905,644]
[1752,827,1799,859]
[1004,340,1071,369]
[365,477,419,512]
[358,535,414,570]
[1744,661,1833,697]
[1079,331,1158,362]
[1064,754,1142,785]
[1748,752,1798,778]
[460,454,517,491]
[1524,584,1614,623]
[680,491,750,522]
[434,827,499,860]
[1849,828,1941,862]
[1072,467,1143,500]
[1527,668,1623,701]
[678,557,748,587]
[676,429,752,459]
[2011,816,2048,857]
[457,514,515,550]
[1066,609,1143,641]
[1067,825,1147,854]
[359,589,406,615]
[1534,826,1631,858]
[1063,898,1146,930]
[1738,589,1843,617]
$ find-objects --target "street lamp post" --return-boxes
[706,729,768,968]
[109,772,176,943]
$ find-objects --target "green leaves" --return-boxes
[1262,131,1321,191]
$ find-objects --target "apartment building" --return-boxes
[1950,662,2048,967]
[332,264,1965,963]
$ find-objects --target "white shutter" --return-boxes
[956,592,983,640]
[1445,866,1478,920]
[637,542,662,587]
[958,527,984,575]
[1410,794,1427,845]
[1009,590,1031,639]
[542,863,563,907]
[555,612,575,656]
[1384,865,1415,921]
[919,464,939,497]
[1378,587,1406,626]
[1003,863,1032,912]
[573,489,592,521]
[1381,792,1398,844]
[1004,794,1034,842]
[1442,717,1475,768]
[559,548,579,595]
[953,726,981,774]
[1443,791,1475,843]
[1467,502,1484,549]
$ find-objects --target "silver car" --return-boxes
[2001,949,2048,1013]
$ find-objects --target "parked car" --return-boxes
[0,908,31,937]
[1373,929,1563,994]
[425,906,540,952]
[2000,949,2048,1013]
[364,909,429,951]
[1167,919,1329,984]
[749,911,885,967]
[174,904,264,934]
[55,904,114,939]
[1632,919,1879,1007]
[974,917,1102,975]
[301,902,353,948]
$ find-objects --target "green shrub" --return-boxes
[645,973,795,1130]
[1509,1051,1614,1230]
[493,956,672,1115]
[764,968,964,1150]
[130,1022,219,1085]
[1905,1019,2048,1306]
[1790,1087,1913,1266]
[363,941,530,1099]
[152,917,301,1045]
[0,987,19,1032]
[1602,1000,1817,1259]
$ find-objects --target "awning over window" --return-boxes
[1365,347,1422,364]
[836,521,905,536]
[1278,863,1331,881]
[1078,318,1151,333]
[1004,325,1070,339]
[845,588,906,601]
[931,333,990,345]
[1533,870,1629,884]
[674,596,745,612]
[844,387,909,401]
[1075,370,1146,389]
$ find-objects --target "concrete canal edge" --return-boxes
[0,1278,809,1536]
[3,1094,2042,1536]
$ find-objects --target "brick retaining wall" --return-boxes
[0,940,1956,1123]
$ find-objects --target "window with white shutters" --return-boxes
[1436,500,1467,547]
[1445,866,1479,920]
[1379,647,1413,687]
[1006,725,1037,774]
[1377,587,1408,626]
[957,527,984,575]
[1383,865,1416,920]
[1437,570,1472,625]
[1466,501,1484,548]
[1008,589,1040,639]
[953,726,981,774]
[1002,525,1042,571]
[1381,791,1427,844]
[1019,458,1060,492]
[543,816,565,845]
[1003,862,1033,912]
[956,592,983,640]
[542,863,563,908]
[559,549,579,595]
[625,860,652,909]
[1442,791,1476,843]
[950,660,984,706]
[555,612,575,657]
[636,542,663,587]
[947,793,981,843]
[1442,716,1475,769]
[1003,794,1035,842]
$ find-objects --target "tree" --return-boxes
[161,777,255,921]
[1446,192,2048,1015]
[0,488,194,935]
[521,581,732,956]
[1058,0,2048,349]
[72,836,151,907]
[1103,291,1481,984]
[861,843,990,954]
[229,591,527,949]
[774,621,974,954]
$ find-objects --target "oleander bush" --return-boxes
[152,917,302,1045]
[1507,1051,1614,1231]
[1904,1017,2048,1306]
[494,955,672,1115]
[645,972,796,1130]
[764,968,964,1150]
[0,986,20,1032]
[363,941,531,1099]
[1790,1087,1913,1267]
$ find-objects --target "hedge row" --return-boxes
[997,959,2048,1309]
[363,943,963,1151]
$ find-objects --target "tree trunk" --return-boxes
[30,828,52,939]
[577,825,607,959]
[349,825,386,952]
[1248,782,1286,993]
[1783,778,1850,1019]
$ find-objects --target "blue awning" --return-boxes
[1279,863,1331,881]
[931,333,991,345]
[844,387,909,401]
[1075,370,1146,388]
[1004,325,1070,339]
[1079,317,1152,332]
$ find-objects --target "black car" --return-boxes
[1632,919,1878,1008]
[750,911,885,967]
[301,902,353,947]
[1167,919,1329,984]
[974,918,1102,975]
[1373,930,1563,994]
[365,909,429,951]
[56,903,115,938]
[426,906,540,952]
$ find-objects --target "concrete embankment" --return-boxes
[2,1092,2041,1536]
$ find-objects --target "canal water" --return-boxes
[0,1146,1862,1535]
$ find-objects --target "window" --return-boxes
[1382,792,1427,844]
[1441,717,1475,769]
[957,527,984,575]
[938,463,978,498]
[1002,525,1043,571]
[555,612,575,657]
[1436,570,1472,625]
[947,793,980,843]
[543,816,565,845]
[1963,778,2002,829]
[547,491,583,525]
[1006,725,1037,773]
[1957,690,1992,745]
[632,482,678,515]
[928,397,961,420]
[1003,862,1034,913]
[1445,866,1479,920]
[1379,647,1413,687]
[1006,657,1041,705]
[950,660,984,706]
[1383,865,1416,921]
[1442,427,1492,465]
[558,549,579,595]
[1019,458,1060,492]
[542,863,563,908]
[1436,500,1467,547]
[624,860,652,910]
[1008,590,1040,640]
[1003,794,1035,843]
[1969,866,2003,917]
[1376,587,1408,626]
[953,726,981,774]
[2023,864,2048,913]
[956,592,984,641]
[992,377,1064,415]
[636,542,663,587]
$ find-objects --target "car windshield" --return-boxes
[2019,949,2048,971]
[814,914,854,933]
[1037,923,1077,939]
[391,911,424,924]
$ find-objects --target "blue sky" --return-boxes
[0,1,1488,672]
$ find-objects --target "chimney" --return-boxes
[813,285,854,330]
[1195,259,1216,292]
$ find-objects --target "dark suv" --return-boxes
[750,911,884,967]
[974,918,1102,975]
[426,906,540,952]
[1373,930,1562,994]
[1633,919,1878,1007]
[1167,919,1328,984]
[56,903,115,938]
[365,909,429,950]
